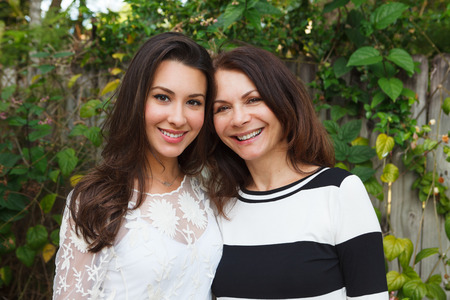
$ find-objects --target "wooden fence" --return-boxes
[288,54,450,296]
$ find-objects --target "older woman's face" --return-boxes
[213,69,286,164]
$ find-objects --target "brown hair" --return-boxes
[206,46,335,216]
[70,32,215,252]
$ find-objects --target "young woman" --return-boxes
[206,46,388,299]
[53,32,222,299]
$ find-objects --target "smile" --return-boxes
[236,129,262,141]
[160,129,185,138]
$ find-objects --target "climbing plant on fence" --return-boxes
[0,0,449,299]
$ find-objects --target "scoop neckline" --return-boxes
[132,175,188,197]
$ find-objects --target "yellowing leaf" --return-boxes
[110,68,123,75]
[376,133,394,159]
[126,34,135,44]
[68,74,82,88]
[42,243,56,263]
[70,174,84,187]
[101,79,120,96]
[351,136,369,146]
[335,162,349,171]
[31,74,41,84]
[381,163,399,183]
[112,53,126,62]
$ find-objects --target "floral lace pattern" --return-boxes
[53,176,223,300]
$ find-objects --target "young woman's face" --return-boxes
[213,69,286,163]
[145,60,206,161]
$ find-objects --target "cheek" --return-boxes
[213,116,226,137]
[189,110,205,131]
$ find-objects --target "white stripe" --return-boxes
[216,287,347,299]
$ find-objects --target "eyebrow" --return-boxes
[214,89,259,103]
[150,86,206,99]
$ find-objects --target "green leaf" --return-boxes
[52,214,62,226]
[50,229,60,245]
[351,0,366,7]
[387,270,407,291]
[0,266,12,286]
[244,8,262,30]
[26,225,48,250]
[371,2,408,30]
[402,280,428,300]
[398,238,414,269]
[414,247,439,264]
[334,140,351,161]
[347,47,382,66]
[445,215,450,241]
[386,48,414,74]
[335,162,349,171]
[80,99,102,118]
[40,193,57,214]
[381,163,399,183]
[38,64,55,74]
[253,0,282,15]
[69,124,88,137]
[28,124,52,141]
[323,0,350,13]
[84,126,102,147]
[0,153,20,169]
[364,177,384,200]
[0,193,28,211]
[426,283,446,300]
[53,51,74,58]
[371,91,386,108]
[376,133,395,159]
[333,57,352,78]
[30,52,50,58]
[383,235,406,261]
[348,145,376,164]
[427,274,442,285]
[16,245,36,267]
[378,77,403,102]
[1,85,16,100]
[442,97,450,115]
[351,166,376,182]
[338,119,362,143]
[56,148,78,177]
[423,139,438,151]
[323,120,340,135]
[403,266,421,280]
[215,2,245,29]
[330,105,347,121]
[49,170,60,183]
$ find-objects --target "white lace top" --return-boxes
[53,176,223,300]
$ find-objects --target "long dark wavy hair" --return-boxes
[206,46,335,216]
[69,32,215,252]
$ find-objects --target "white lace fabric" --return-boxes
[53,176,223,300]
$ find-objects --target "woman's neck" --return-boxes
[245,154,318,192]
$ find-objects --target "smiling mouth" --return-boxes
[160,129,185,138]
[236,129,262,141]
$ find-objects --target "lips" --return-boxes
[236,128,262,141]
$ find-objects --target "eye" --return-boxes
[214,105,230,114]
[154,94,170,102]
[187,99,203,106]
[247,97,262,104]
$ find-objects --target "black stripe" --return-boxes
[238,168,352,203]
[212,241,344,299]
[336,232,388,297]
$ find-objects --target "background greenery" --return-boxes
[1,0,450,299]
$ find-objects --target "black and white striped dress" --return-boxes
[212,167,388,300]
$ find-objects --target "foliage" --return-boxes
[0,0,449,298]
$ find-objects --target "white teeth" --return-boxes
[161,129,184,138]
[237,129,262,141]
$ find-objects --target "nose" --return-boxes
[167,102,187,127]
[231,106,250,127]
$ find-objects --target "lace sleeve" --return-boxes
[53,193,112,300]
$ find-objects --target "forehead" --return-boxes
[214,69,257,96]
